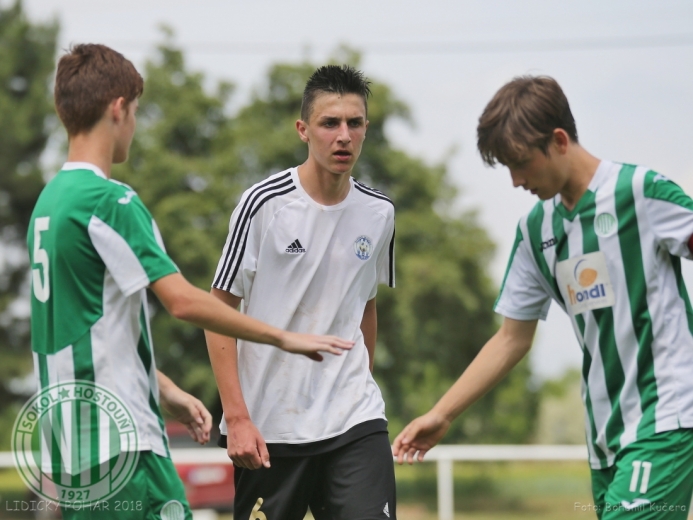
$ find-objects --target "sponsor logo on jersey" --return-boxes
[555,251,615,315]
[540,237,557,251]
[117,190,137,205]
[354,235,373,260]
[12,381,139,508]
[285,239,306,254]
[594,212,617,237]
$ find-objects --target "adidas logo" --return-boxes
[383,502,390,518]
[285,239,306,254]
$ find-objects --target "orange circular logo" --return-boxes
[578,268,598,287]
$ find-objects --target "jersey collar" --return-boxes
[587,160,617,192]
[291,167,354,212]
[62,162,108,180]
[553,160,616,220]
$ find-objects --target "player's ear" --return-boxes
[111,97,128,124]
[552,128,570,153]
[296,119,309,143]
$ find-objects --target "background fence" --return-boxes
[0,445,589,520]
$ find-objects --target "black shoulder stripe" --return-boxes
[354,183,394,206]
[354,179,382,192]
[354,179,391,199]
[224,185,296,289]
[214,177,293,288]
[213,174,293,288]
[354,180,395,286]
[216,184,296,291]
[222,173,292,267]
[388,224,395,287]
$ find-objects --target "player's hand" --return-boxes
[225,416,270,470]
[392,411,451,464]
[159,386,212,445]
[277,331,354,361]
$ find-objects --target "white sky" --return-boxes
[16,0,693,381]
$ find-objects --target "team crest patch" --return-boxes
[594,212,617,237]
[354,236,373,260]
[11,381,139,507]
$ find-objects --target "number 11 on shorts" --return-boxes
[630,460,652,493]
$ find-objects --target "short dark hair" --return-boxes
[55,44,143,136]
[477,75,578,166]
[301,65,371,121]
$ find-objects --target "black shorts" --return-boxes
[232,430,396,520]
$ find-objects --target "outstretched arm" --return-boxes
[157,370,212,445]
[392,317,537,464]
[150,273,353,360]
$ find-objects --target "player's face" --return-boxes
[297,93,368,175]
[113,98,138,164]
[506,146,568,200]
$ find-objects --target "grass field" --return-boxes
[392,460,595,520]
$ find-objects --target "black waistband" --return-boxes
[217,418,388,457]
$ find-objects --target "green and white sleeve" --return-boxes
[643,172,693,260]
[494,223,552,321]
[88,187,178,296]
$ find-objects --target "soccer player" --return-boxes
[392,76,693,519]
[206,65,397,519]
[28,44,352,520]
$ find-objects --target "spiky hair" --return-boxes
[301,65,371,121]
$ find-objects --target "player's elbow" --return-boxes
[505,334,534,364]
[512,337,533,357]
[154,276,204,323]
[496,318,537,360]
[166,293,196,322]
[494,329,532,363]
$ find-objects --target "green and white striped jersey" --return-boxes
[28,162,178,457]
[495,160,693,469]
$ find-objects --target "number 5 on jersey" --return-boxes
[32,217,50,303]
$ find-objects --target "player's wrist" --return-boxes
[156,373,180,405]
[429,406,454,427]
[272,329,288,349]
[224,412,252,426]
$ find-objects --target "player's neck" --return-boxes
[559,146,601,211]
[297,160,351,206]
[66,129,115,178]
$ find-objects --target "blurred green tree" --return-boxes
[119,37,538,443]
[0,0,58,447]
[113,28,240,408]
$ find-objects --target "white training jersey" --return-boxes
[212,167,395,443]
[29,162,179,459]
[495,160,693,469]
